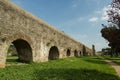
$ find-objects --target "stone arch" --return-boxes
[6,33,33,63]
[48,46,59,60]
[7,39,33,62]
[74,50,78,57]
[66,49,71,57]
[8,33,33,45]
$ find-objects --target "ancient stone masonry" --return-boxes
[0,0,92,67]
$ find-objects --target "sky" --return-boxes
[11,0,111,51]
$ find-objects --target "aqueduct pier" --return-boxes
[0,0,92,67]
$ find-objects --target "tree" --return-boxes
[107,0,120,28]
[92,45,96,56]
[101,0,120,57]
[101,27,120,57]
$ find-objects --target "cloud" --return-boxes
[89,6,110,22]
[72,4,77,8]
[70,33,88,40]
[78,34,87,39]
[72,0,81,8]
[95,11,101,14]
[61,16,86,27]
[77,17,85,22]
[89,17,98,22]
[69,33,88,46]
[100,5,120,21]
[101,7,109,21]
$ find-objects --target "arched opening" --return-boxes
[66,49,71,57]
[74,50,78,57]
[49,46,59,60]
[7,44,17,56]
[7,43,18,64]
[7,39,33,64]
[79,51,81,56]
[82,45,87,56]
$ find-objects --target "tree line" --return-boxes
[101,0,120,57]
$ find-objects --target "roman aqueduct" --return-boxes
[0,0,92,68]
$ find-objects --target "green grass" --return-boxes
[6,56,28,66]
[103,55,120,65]
[6,56,19,63]
[0,56,119,80]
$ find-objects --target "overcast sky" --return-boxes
[11,0,111,51]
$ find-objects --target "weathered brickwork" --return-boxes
[0,0,92,67]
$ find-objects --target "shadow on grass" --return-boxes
[103,56,120,60]
[33,68,119,80]
[107,58,120,60]
[82,57,107,65]
[90,57,101,60]
[83,59,107,65]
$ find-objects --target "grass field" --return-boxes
[0,56,119,80]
